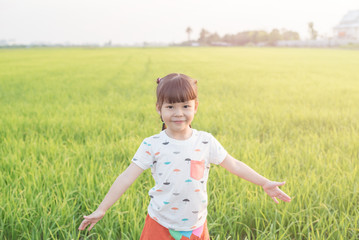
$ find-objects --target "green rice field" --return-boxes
[0,47,358,239]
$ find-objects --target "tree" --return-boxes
[236,31,251,45]
[186,27,193,42]
[208,32,221,44]
[198,29,210,45]
[268,29,281,46]
[256,31,269,43]
[282,30,300,40]
[308,22,318,40]
[222,34,234,44]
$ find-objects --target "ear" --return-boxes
[194,101,199,114]
[156,104,161,115]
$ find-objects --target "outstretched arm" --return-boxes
[78,163,144,231]
[219,154,291,204]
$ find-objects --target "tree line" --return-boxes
[184,27,300,46]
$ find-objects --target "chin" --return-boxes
[169,125,189,131]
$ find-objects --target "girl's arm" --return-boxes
[78,163,144,231]
[97,162,144,211]
[219,154,291,203]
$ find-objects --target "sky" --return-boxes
[0,0,358,45]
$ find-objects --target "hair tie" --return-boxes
[156,77,161,84]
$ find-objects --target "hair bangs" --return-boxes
[156,73,198,108]
[162,79,196,104]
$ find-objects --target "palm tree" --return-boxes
[186,27,193,42]
[308,22,318,40]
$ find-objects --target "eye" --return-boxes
[184,105,190,108]
[167,106,173,109]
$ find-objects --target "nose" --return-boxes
[174,108,183,116]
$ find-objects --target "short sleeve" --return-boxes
[208,133,228,165]
[131,138,154,170]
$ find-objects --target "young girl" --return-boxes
[78,73,291,239]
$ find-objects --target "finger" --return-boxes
[282,196,291,202]
[278,193,291,202]
[282,194,291,201]
[78,220,88,229]
[271,196,279,204]
[79,221,89,230]
[277,194,285,201]
[275,181,286,187]
[84,216,95,221]
[88,222,96,231]
[278,190,291,201]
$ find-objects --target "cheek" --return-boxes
[186,112,195,119]
[161,111,171,119]
[186,109,195,114]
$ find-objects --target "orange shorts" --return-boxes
[140,214,210,240]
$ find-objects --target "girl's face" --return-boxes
[156,100,198,133]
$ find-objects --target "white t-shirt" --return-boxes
[132,128,228,231]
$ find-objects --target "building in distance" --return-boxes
[334,10,359,40]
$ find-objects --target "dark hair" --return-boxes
[156,73,198,130]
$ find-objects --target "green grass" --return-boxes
[0,47,358,239]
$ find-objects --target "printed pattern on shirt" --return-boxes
[131,129,227,231]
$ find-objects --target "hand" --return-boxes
[262,181,291,204]
[78,209,106,231]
